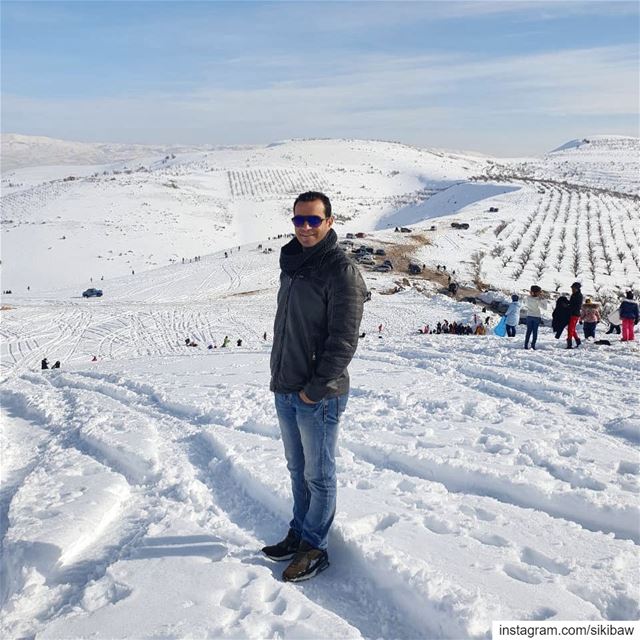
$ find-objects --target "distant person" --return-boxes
[580,298,601,340]
[185,338,192,346]
[524,285,547,350]
[504,295,521,337]
[91,355,98,361]
[552,296,571,339]
[41,358,49,370]
[52,360,61,369]
[619,291,639,342]
[237,338,242,347]
[605,312,621,335]
[222,336,230,348]
[263,331,268,340]
[566,282,583,349]
[378,324,383,333]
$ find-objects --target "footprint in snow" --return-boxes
[502,562,544,585]
[459,505,497,522]
[520,546,571,576]
[470,532,510,548]
[423,514,459,535]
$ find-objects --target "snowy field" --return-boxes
[1,240,639,639]
[1,134,639,638]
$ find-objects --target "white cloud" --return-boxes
[3,44,637,154]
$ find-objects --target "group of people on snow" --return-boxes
[500,282,638,349]
[184,332,269,350]
[419,316,491,336]
[41,358,61,370]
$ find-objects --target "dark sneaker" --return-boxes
[282,541,329,582]
[262,529,300,561]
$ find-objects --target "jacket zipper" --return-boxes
[274,272,297,388]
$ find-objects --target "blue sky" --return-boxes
[2,0,638,155]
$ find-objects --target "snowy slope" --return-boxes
[2,135,638,301]
[0,133,212,172]
[1,138,486,292]
[489,135,640,195]
[1,240,639,639]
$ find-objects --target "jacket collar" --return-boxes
[280,229,337,276]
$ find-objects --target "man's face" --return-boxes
[293,199,333,248]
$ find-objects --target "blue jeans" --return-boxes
[525,316,541,347]
[275,392,348,550]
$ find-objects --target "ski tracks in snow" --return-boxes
[2,346,637,638]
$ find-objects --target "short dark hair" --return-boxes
[530,285,542,294]
[626,290,634,299]
[293,191,332,218]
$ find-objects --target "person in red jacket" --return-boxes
[566,282,583,349]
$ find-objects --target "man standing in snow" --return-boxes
[264,191,367,582]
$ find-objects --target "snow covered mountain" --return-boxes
[1,134,639,639]
[2,134,638,297]
[0,133,212,172]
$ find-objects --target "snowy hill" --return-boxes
[0,133,212,172]
[2,135,638,299]
[487,135,640,195]
[1,237,639,638]
[1,130,639,636]
[1,137,486,292]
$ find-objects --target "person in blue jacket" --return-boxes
[504,294,521,337]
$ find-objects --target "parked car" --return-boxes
[451,222,460,228]
[488,206,499,212]
[357,256,376,266]
[459,223,470,229]
[346,233,355,239]
[408,263,422,275]
[430,225,436,231]
[374,248,386,256]
[400,227,412,233]
[382,259,394,268]
[373,264,392,272]
[355,232,367,238]
[82,288,103,298]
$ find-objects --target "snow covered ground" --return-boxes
[1,134,639,638]
[1,239,639,638]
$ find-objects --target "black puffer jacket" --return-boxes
[270,229,367,402]
[569,290,583,316]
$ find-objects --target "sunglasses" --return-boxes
[291,215,328,228]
